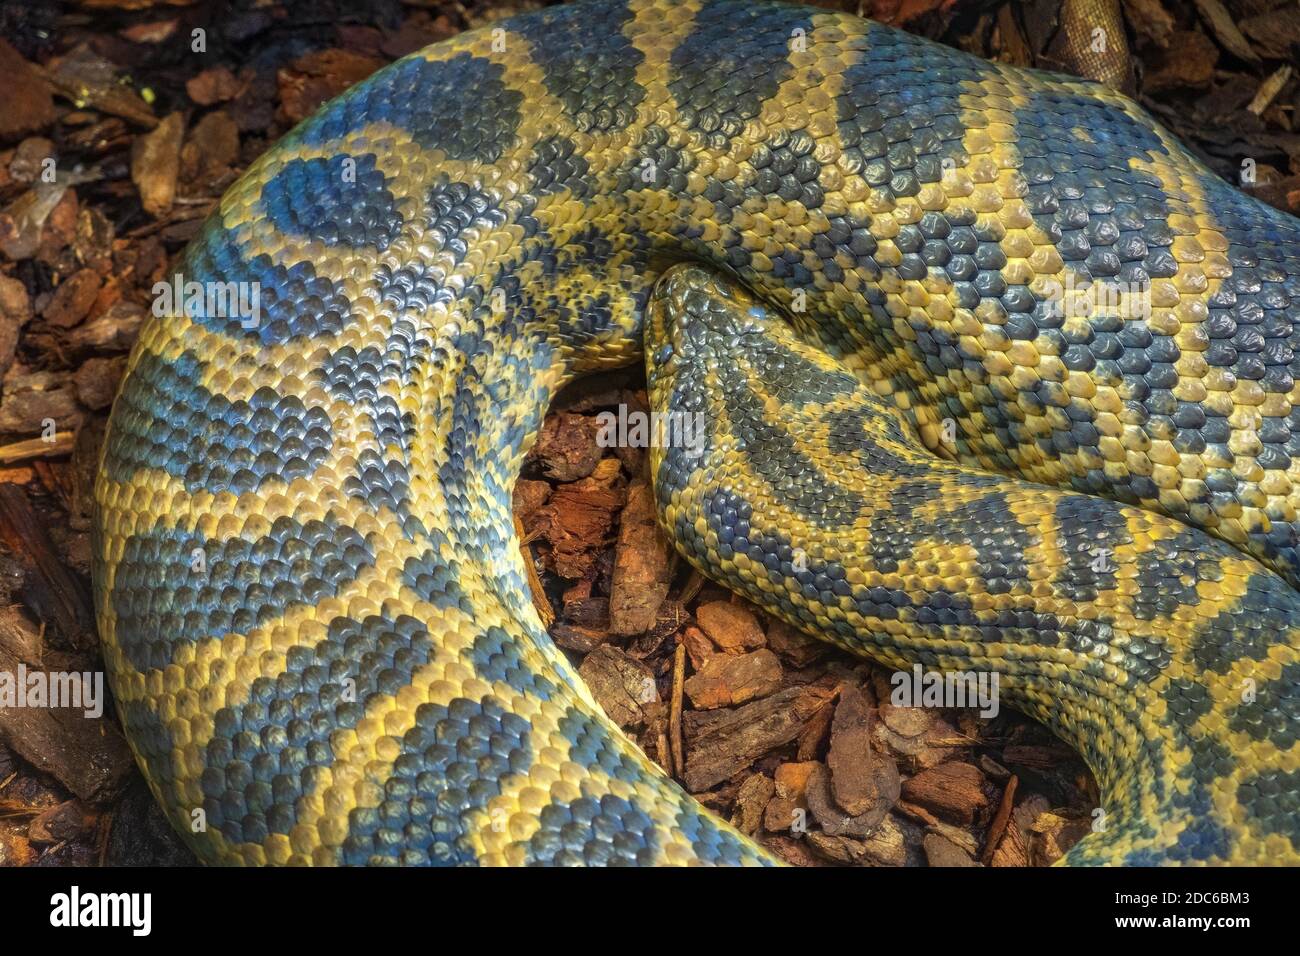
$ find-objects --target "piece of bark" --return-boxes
[1122,0,1175,48]
[1191,0,1261,63]
[765,617,824,666]
[531,411,603,482]
[684,683,836,791]
[763,760,818,832]
[43,268,101,329]
[730,773,774,836]
[42,45,157,129]
[796,697,834,760]
[806,760,899,838]
[577,645,659,730]
[1143,30,1218,92]
[1029,811,1093,864]
[1002,742,1076,772]
[549,623,606,654]
[683,648,782,710]
[990,817,1030,867]
[277,49,387,123]
[827,683,875,816]
[9,138,55,184]
[0,650,133,803]
[186,66,242,106]
[679,626,714,670]
[513,478,551,525]
[73,356,127,411]
[0,604,42,662]
[28,799,92,844]
[533,460,624,579]
[0,484,93,647]
[183,110,240,186]
[923,833,979,867]
[562,595,610,630]
[130,112,184,218]
[901,761,989,826]
[860,813,909,866]
[0,274,29,379]
[806,831,872,865]
[1240,8,1300,61]
[609,481,672,635]
[695,600,766,654]
[64,299,144,352]
[0,367,81,435]
[0,38,57,140]
[763,834,823,867]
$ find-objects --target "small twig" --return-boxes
[1249,65,1293,116]
[677,567,705,605]
[981,774,1020,865]
[669,641,687,779]
[513,513,555,627]
[0,432,75,465]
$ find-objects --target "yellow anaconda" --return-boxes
[93,0,1300,865]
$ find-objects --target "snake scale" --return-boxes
[92,0,1300,865]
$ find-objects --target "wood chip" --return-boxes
[923,832,979,867]
[900,761,989,825]
[0,39,57,140]
[186,66,242,106]
[806,760,899,838]
[609,481,672,635]
[0,484,93,647]
[43,268,101,329]
[764,617,824,666]
[72,356,126,412]
[762,760,818,832]
[679,625,714,670]
[730,773,774,836]
[684,683,836,792]
[1122,0,1175,48]
[827,683,876,816]
[1144,30,1219,91]
[0,275,30,379]
[683,648,782,710]
[1248,65,1293,116]
[533,461,624,579]
[1192,0,1261,62]
[130,112,184,218]
[0,648,133,803]
[0,367,81,437]
[577,645,659,730]
[0,432,74,466]
[695,600,766,654]
[531,411,603,481]
[1240,7,1300,60]
[277,49,387,124]
[28,799,91,844]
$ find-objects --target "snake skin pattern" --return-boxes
[93,0,1300,865]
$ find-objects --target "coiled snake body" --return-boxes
[94,0,1300,865]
